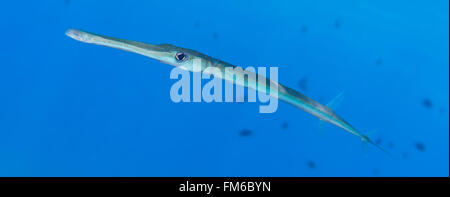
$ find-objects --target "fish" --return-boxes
[65,28,391,155]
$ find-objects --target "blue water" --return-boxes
[0,0,448,177]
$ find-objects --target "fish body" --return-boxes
[66,29,390,154]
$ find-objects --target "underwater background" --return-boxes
[0,0,448,177]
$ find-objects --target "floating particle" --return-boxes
[300,25,308,33]
[401,152,408,159]
[422,99,433,109]
[415,142,426,152]
[307,161,316,169]
[281,122,289,130]
[298,77,308,91]
[212,32,219,40]
[239,129,252,137]
[372,169,379,175]
[334,19,341,29]
[375,57,383,66]
[387,142,395,149]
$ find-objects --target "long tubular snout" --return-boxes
[65,29,99,44]
[65,28,167,60]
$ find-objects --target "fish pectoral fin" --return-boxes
[326,91,345,110]
[361,133,397,158]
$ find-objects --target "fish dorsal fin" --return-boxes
[322,106,334,113]
[326,91,345,110]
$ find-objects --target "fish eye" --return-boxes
[175,52,187,62]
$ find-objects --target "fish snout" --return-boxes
[65,29,96,43]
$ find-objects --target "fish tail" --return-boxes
[361,135,397,158]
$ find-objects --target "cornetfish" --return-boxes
[66,28,390,154]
